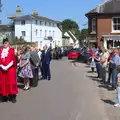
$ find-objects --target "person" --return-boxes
[41,45,52,80]
[114,72,120,107]
[0,38,18,103]
[99,47,109,83]
[19,46,33,90]
[30,47,40,87]
[94,50,101,78]
[109,49,120,90]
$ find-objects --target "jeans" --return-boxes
[117,86,120,104]
[112,68,118,87]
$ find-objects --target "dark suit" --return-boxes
[41,49,52,80]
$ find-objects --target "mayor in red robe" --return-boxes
[0,38,18,103]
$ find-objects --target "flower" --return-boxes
[1,47,9,58]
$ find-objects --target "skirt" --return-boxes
[19,61,33,79]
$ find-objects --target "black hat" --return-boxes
[3,38,9,44]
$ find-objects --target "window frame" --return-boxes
[92,18,96,32]
[112,17,120,33]
[21,31,26,37]
[40,30,42,37]
[21,20,25,25]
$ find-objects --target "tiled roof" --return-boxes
[13,14,58,23]
[86,0,120,15]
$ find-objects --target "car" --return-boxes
[68,48,81,60]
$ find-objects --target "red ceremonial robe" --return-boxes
[0,47,18,96]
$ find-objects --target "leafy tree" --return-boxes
[79,28,88,45]
[61,19,79,32]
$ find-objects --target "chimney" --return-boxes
[33,10,38,16]
[16,5,21,16]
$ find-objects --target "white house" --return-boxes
[13,11,62,49]
[62,30,79,48]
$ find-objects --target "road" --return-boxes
[0,58,109,120]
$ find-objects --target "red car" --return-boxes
[68,48,80,60]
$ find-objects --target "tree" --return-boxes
[61,19,79,32]
[79,28,88,45]
[80,29,88,40]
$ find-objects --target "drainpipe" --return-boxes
[31,19,32,43]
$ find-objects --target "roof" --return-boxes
[0,24,14,31]
[86,0,120,16]
[13,14,58,23]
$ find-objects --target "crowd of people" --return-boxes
[0,38,52,103]
[86,45,120,107]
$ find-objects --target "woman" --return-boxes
[19,46,33,90]
[94,50,101,78]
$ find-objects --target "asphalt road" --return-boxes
[0,58,109,120]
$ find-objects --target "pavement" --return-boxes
[0,58,109,120]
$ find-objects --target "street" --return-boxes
[0,58,109,120]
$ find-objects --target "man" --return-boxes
[30,47,40,87]
[0,38,18,103]
[109,49,120,90]
[41,45,52,80]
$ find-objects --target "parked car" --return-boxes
[68,48,81,60]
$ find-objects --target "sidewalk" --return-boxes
[75,62,120,120]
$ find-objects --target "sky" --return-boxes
[0,0,104,29]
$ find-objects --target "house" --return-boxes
[62,31,79,48]
[12,9,62,49]
[0,24,15,45]
[85,0,120,49]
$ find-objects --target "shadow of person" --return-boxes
[101,99,115,105]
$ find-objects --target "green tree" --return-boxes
[61,19,79,32]
[79,28,88,45]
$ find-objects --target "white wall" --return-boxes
[15,19,62,49]
[64,32,74,44]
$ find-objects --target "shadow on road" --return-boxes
[101,99,115,105]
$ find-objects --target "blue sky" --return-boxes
[1,0,103,29]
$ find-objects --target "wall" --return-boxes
[97,15,120,46]
[15,19,62,49]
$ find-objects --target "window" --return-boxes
[40,30,42,37]
[45,22,47,26]
[36,29,38,36]
[21,31,26,36]
[40,21,42,25]
[92,18,96,32]
[21,20,25,25]
[49,22,51,26]
[35,20,38,24]
[49,31,51,36]
[45,30,47,37]
[112,17,120,32]
[53,31,55,37]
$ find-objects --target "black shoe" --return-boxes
[2,96,8,102]
[11,95,17,103]
[48,78,51,81]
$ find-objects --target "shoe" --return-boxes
[48,78,51,81]
[114,103,120,107]
[11,95,17,103]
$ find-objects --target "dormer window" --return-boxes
[21,20,25,25]
[112,17,120,32]
[92,18,96,32]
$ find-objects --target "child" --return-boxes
[89,54,96,72]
